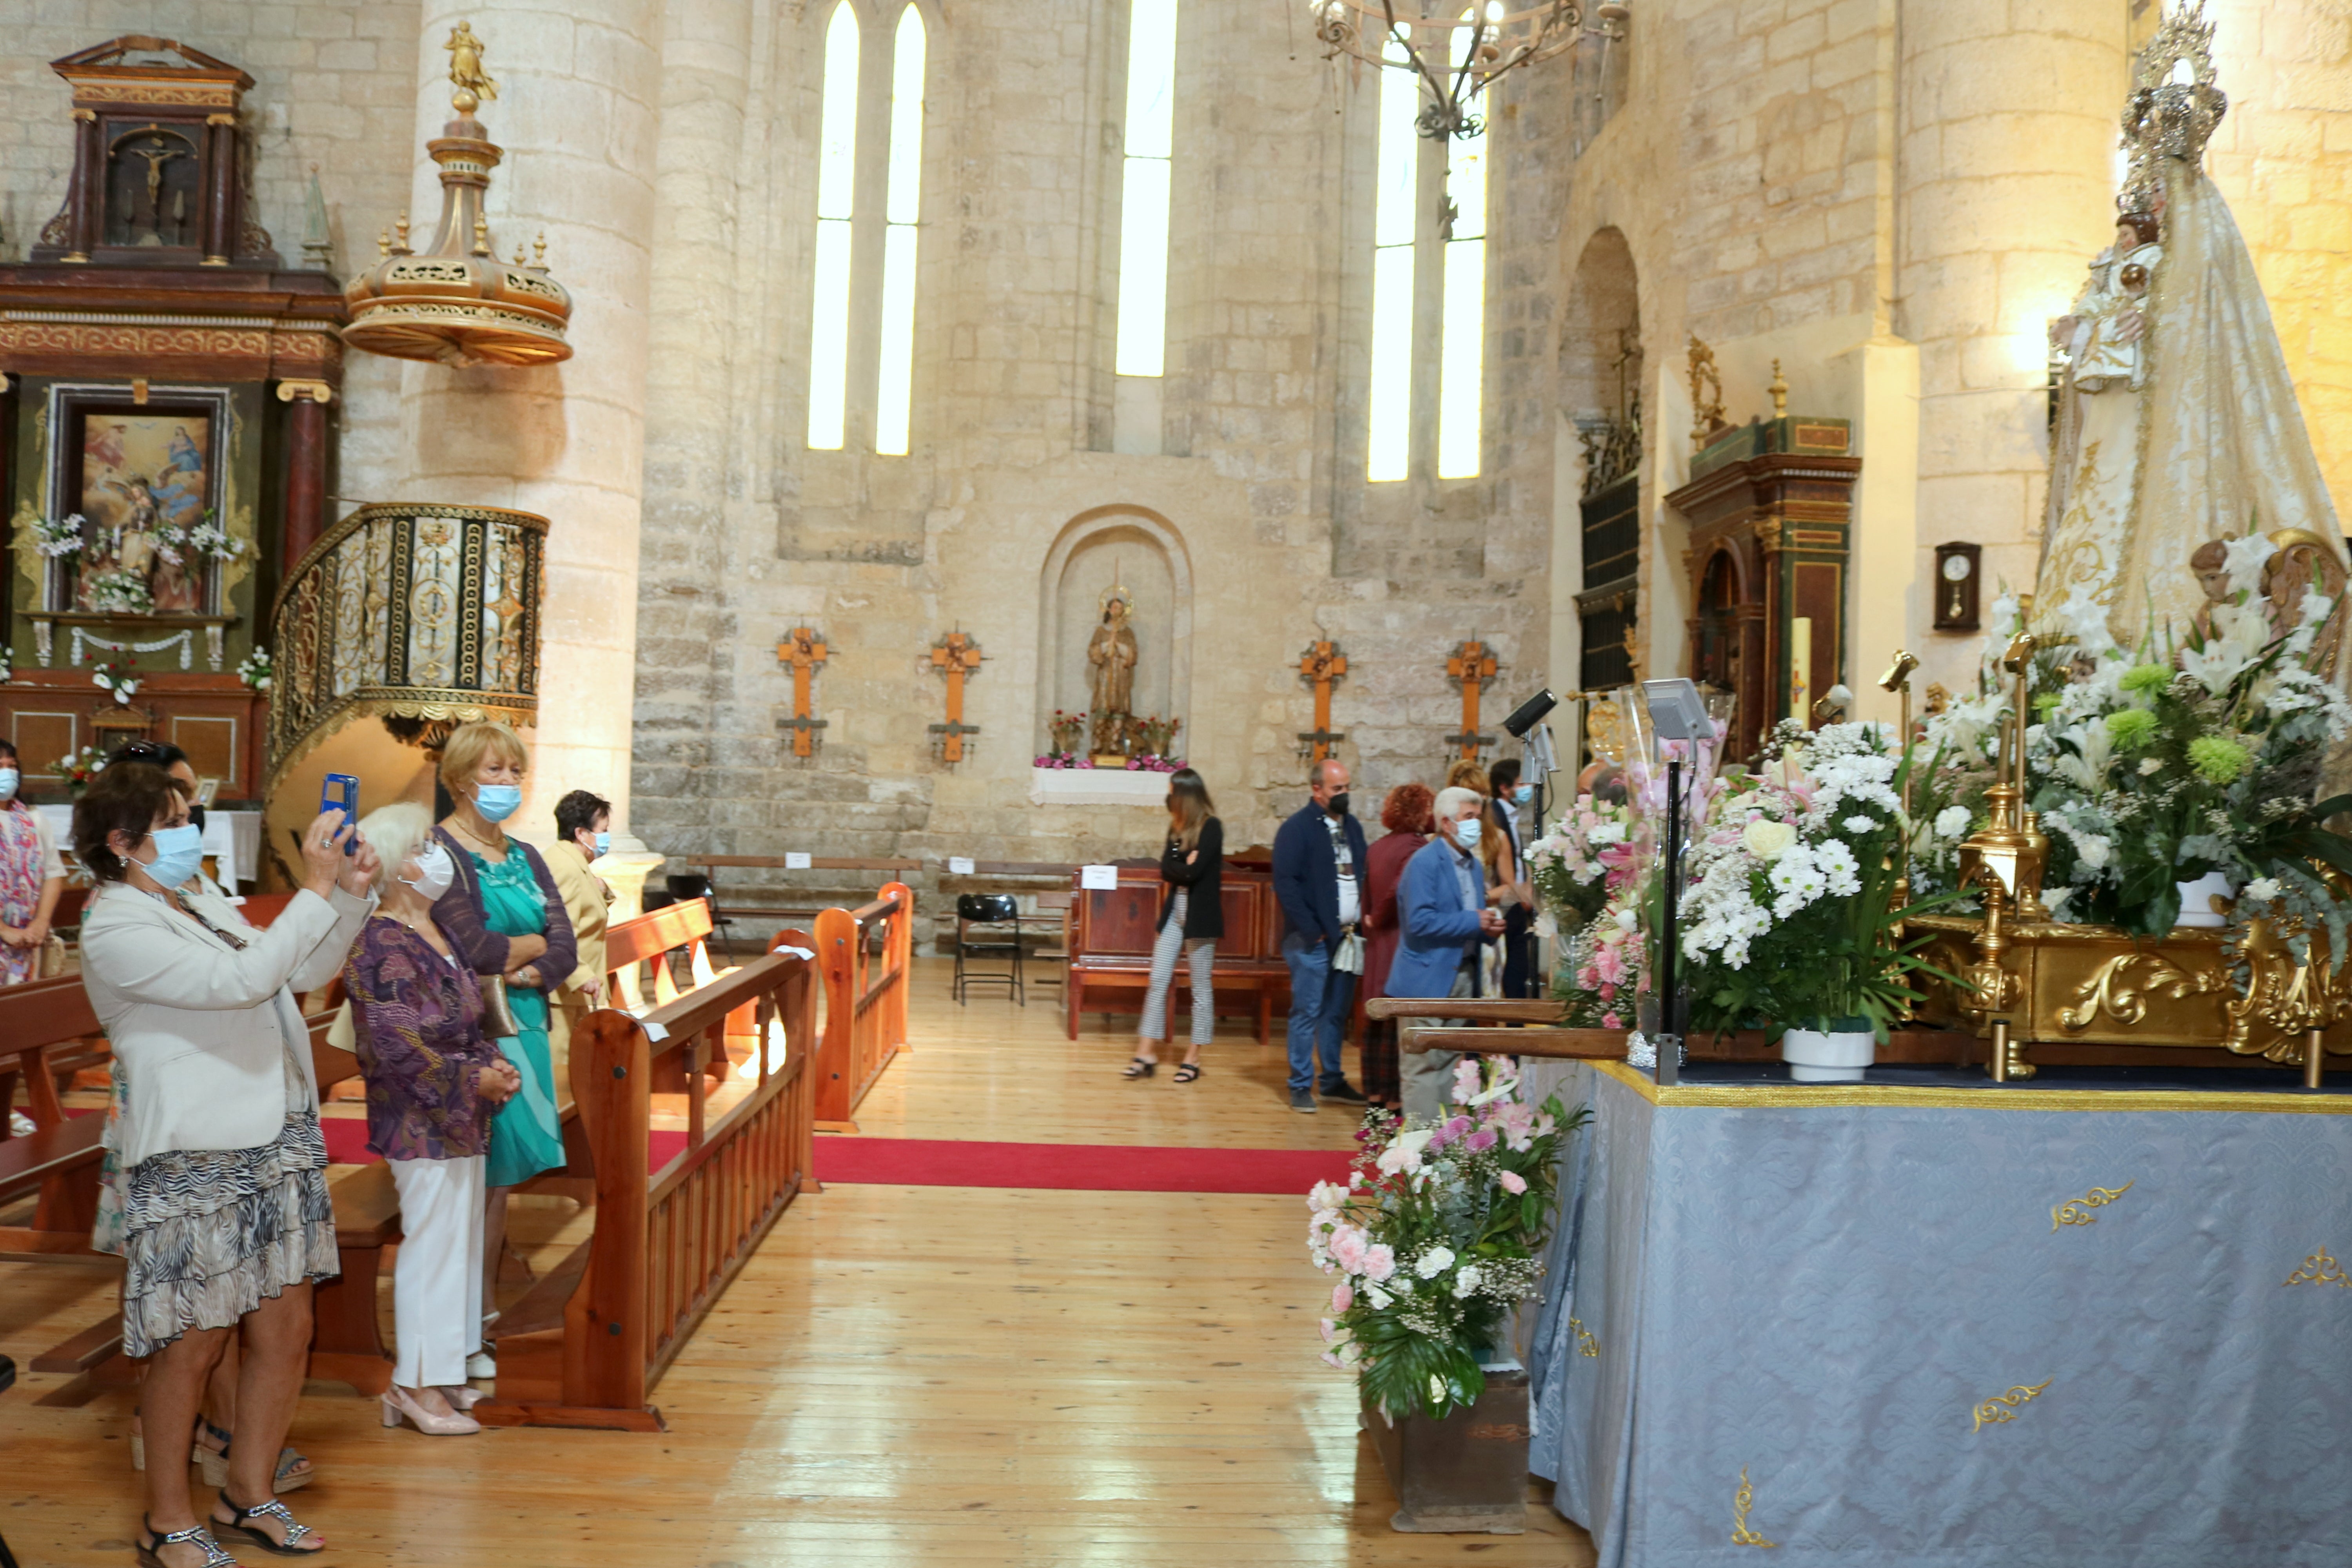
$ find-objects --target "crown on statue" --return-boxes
[2117,0,2226,220]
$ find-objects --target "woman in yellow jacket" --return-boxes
[543,789,614,1079]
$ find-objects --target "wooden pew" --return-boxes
[604,895,723,1012]
[813,884,914,1131]
[682,854,922,943]
[476,933,820,1431]
[0,978,400,1394]
[1063,866,1289,1043]
[0,976,107,1262]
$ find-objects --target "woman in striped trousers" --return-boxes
[1124,768,1224,1085]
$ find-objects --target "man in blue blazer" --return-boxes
[1390,785,1506,1122]
[1271,757,1370,1112]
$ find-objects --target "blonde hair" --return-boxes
[357,800,435,894]
[437,720,530,796]
[1444,758,1490,793]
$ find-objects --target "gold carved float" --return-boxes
[1905,629,2350,1085]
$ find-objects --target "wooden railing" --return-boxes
[814,882,914,1130]
[479,937,819,1432]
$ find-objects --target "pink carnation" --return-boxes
[1463,1128,1497,1152]
[1331,1281,1354,1313]
[1329,1225,1369,1274]
[1361,1243,1397,1282]
[1498,1169,1527,1195]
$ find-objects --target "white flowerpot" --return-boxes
[1780,1026,1875,1083]
[2174,871,2234,929]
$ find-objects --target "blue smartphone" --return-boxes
[322,773,360,855]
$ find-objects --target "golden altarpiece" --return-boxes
[0,37,343,803]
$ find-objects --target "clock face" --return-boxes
[1941,553,1974,583]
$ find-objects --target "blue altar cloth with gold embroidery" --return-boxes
[1522,1059,2352,1567]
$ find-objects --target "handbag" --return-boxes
[478,973,523,1039]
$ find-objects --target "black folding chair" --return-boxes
[954,893,1025,1005]
[666,872,739,962]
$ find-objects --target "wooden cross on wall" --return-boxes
[928,630,985,763]
[1296,639,1348,761]
[776,626,829,758]
[1446,639,1499,759]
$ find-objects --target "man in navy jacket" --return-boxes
[1389,786,1506,1121]
[1271,758,1370,1112]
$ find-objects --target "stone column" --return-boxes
[630,0,757,858]
[394,0,663,834]
[1896,3,2126,693]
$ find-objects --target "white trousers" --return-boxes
[388,1154,486,1390]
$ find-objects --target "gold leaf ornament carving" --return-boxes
[1972,1379,2052,1433]
[2058,952,2223,1031]
[1730,1466,1778,1548]
[2051,1180,2135,1231]
[2282,1248,2352,1289]
[1568,1317,1600,1358]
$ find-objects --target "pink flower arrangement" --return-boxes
[1033,751,1092,770]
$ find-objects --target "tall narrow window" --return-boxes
[1365,41,1419,483]
[1437,127,1486,479]
[1115,0,1180,377]
[806,2,860,450]
[876,5,926,456]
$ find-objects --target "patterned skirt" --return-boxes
[118,1113,341,1359]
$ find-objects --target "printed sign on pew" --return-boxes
[785,852,811,870]
[1080,865,1119,891]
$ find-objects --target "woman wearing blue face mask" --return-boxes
[427,721,576,1374]
[74,763,377,1564]
[544,789,616,1085]
[0,739,65,986]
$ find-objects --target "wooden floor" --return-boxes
[1,959,1595,1566]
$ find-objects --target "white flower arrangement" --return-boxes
[1675,720,1947,1034]
[1910,534,2352,943]
[237,646,274,691]
[155,513,248,564]
[90,660,139,706]
[80,568,154,616]
[26,512,87,559]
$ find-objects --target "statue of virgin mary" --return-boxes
[2036,3,2346,650]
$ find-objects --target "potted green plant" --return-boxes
[1309,1060,1585,1532]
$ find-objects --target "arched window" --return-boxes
[1365,38,1419,483]
[876,4,927,456]
[1115,0,1180,379]
[1437,126,1485,479]
[806,1,860,451]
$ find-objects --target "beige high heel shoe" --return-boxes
[380,1385,481,1436]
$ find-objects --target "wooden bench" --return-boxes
[682,855,922,943]
[813,886,914,1130]
[478,933,819,1431]
[0,975,402,1395]
[1064,866,1290,1043]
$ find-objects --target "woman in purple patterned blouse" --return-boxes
[343,802,520,1437]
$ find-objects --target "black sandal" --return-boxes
[1123,1057,1157,1079]
[1173,1063,1202,1083]
[210,1493,321,1557]
[137,1518,237,1568]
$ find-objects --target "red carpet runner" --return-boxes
[303,1116,1349,1195]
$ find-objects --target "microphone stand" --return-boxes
[1654,755,1683,1086]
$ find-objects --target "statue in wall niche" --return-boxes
[2036,0,2344,650]
[1088,582,1140,755]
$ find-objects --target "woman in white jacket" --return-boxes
[76,763,376,1567]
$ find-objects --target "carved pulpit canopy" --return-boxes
[32,36,276,268]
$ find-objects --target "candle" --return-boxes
[1789,617,1812,722]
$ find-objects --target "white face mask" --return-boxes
[401,842,456,901]
[0,768,17,803]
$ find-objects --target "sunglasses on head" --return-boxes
[112,740,171,764]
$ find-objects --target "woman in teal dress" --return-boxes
[426,722,576,1377]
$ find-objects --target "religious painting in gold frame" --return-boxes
[42,383,231,620]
